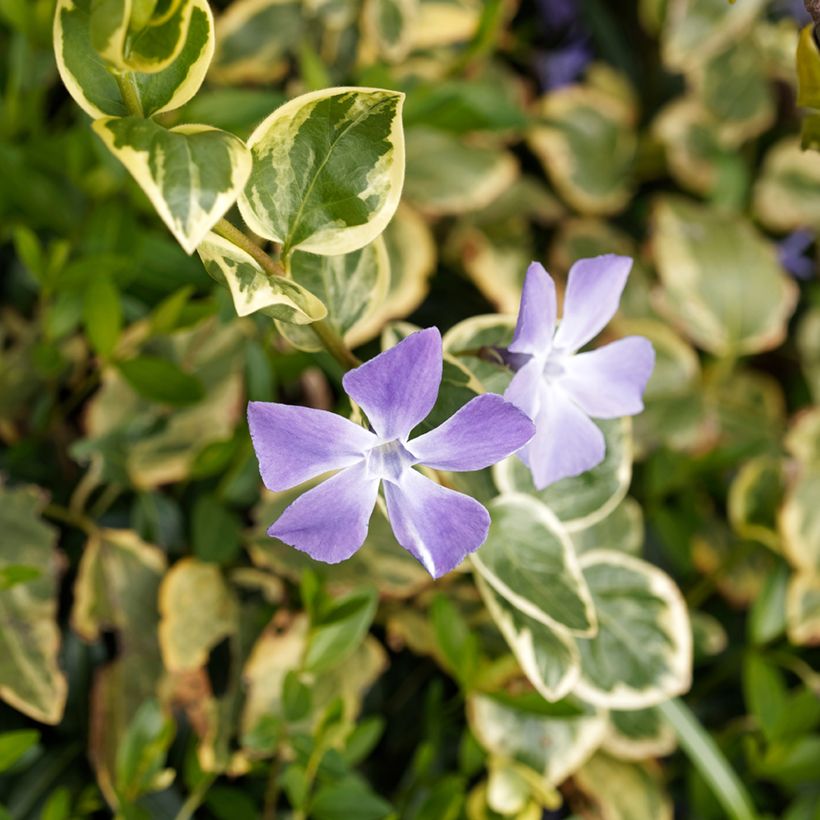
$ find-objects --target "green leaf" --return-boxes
[211,0,302,86]
[604,707,676,761]
[123,0,195,73]
[54,0,215,119]
[282,671,312,722]
[310,778,392,820]
[404,127,518,216]
[431,594,479,689]
[238,87,405,257]
[494,418,632,531]
[574,550,692,709]
[118,355,205,406]
[469,694,606,786]
[652,196,798,356]
[743,654,787,741]
[191,494,242,564]
[92,117,251,254]
[305,588,379,673]
[0,730,40,772]
[158,558,238,672]
[0,484,66,725]
[115,699,175,802]
[0,564,42,590]
[83,276,123,358]
[528,84,635,215]
[797,22,820,110]
[472,494,596,637]
[276,238,390,352]
[570,498,644,557]
[476,573,580,703]
[786,571,820,646]
[197,232,326,323]
[361,0,418,63]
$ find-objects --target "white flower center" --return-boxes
[541,346,569,382]
[365,438,415,483]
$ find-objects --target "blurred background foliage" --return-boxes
[1,0,820,818]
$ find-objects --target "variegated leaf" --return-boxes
[603,707,676,761]
[570,497,645,557]
[442,313,516,396]
[781,467,820,574]
[361,0,418,63]
[238,87,405,257]
[198,232,326,323]
[652,196,798,356]
[54,0,214,119]
[661,0,766,72]
[276,238,390,351]
[468,694,607,787]
[90,0,194,73]
[0,484,66,725]
[476,573,580,703]
[494,418,632,532]
[754,137,820,233]
[404,127,518,216]
[472,494,597,637]
[92,118,252,254]
[528,85,636,215]
[574,550,692,709]
[786,571,820,646]
[574,754,673,820]
[211,0,302,86]
[158,558,238,672]
[410,0,480,49]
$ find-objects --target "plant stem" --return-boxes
[312,319,361,369]
[173,774,216,820]
[115,72,144,118]
[658,698,758,820]
[212,218,286,279]
[42,503,95,536]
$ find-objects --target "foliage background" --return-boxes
[1,0,820,818]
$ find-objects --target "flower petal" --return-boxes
[268,462,379,563]
[553,254,632,352]
[559,337,655,419]
[508,262,557,355]
[342,328,442,440]
[523,385,605,489]
[248,401,376,492]
[504,357,544,421]
[410,394,535,472]
[384,468,490,578]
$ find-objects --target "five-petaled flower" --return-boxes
[249,328,535,578]
[503,255,655,489]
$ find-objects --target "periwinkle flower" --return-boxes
[249,328,535,578]
[503,256,654,489]
[777,229,815,280]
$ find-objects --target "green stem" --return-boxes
[42,503,95,536]
[115,72,144,118]
[213,218,286,279]
[658,699,758,820]
[173,774,216,820]
[212,219,360,370]
[312,318,361,369]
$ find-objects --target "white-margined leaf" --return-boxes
[573,550,692,709]
[211,0,302,86]
[197,232,326,323]
[476,573,580,702]
[569,497,644,557]
[472,494,596,637]
[442,314,516,396]
[652,196,798,357]
[54,0,214,119]
[494,418,632,532]
[785,571,820,646]
[238,87,405,257]
[603,707,677,761]
[468,694,607,787]
[361,0,418,63]
[92,118,252,254]
[276,237,390,351]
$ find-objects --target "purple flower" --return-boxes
[535,39,592,91]
[503,256,655,489]
[777,229,815,280]
[248,328,535,578]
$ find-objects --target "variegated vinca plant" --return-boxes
[38,0,697,816]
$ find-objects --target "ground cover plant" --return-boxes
[0,0,819,818]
